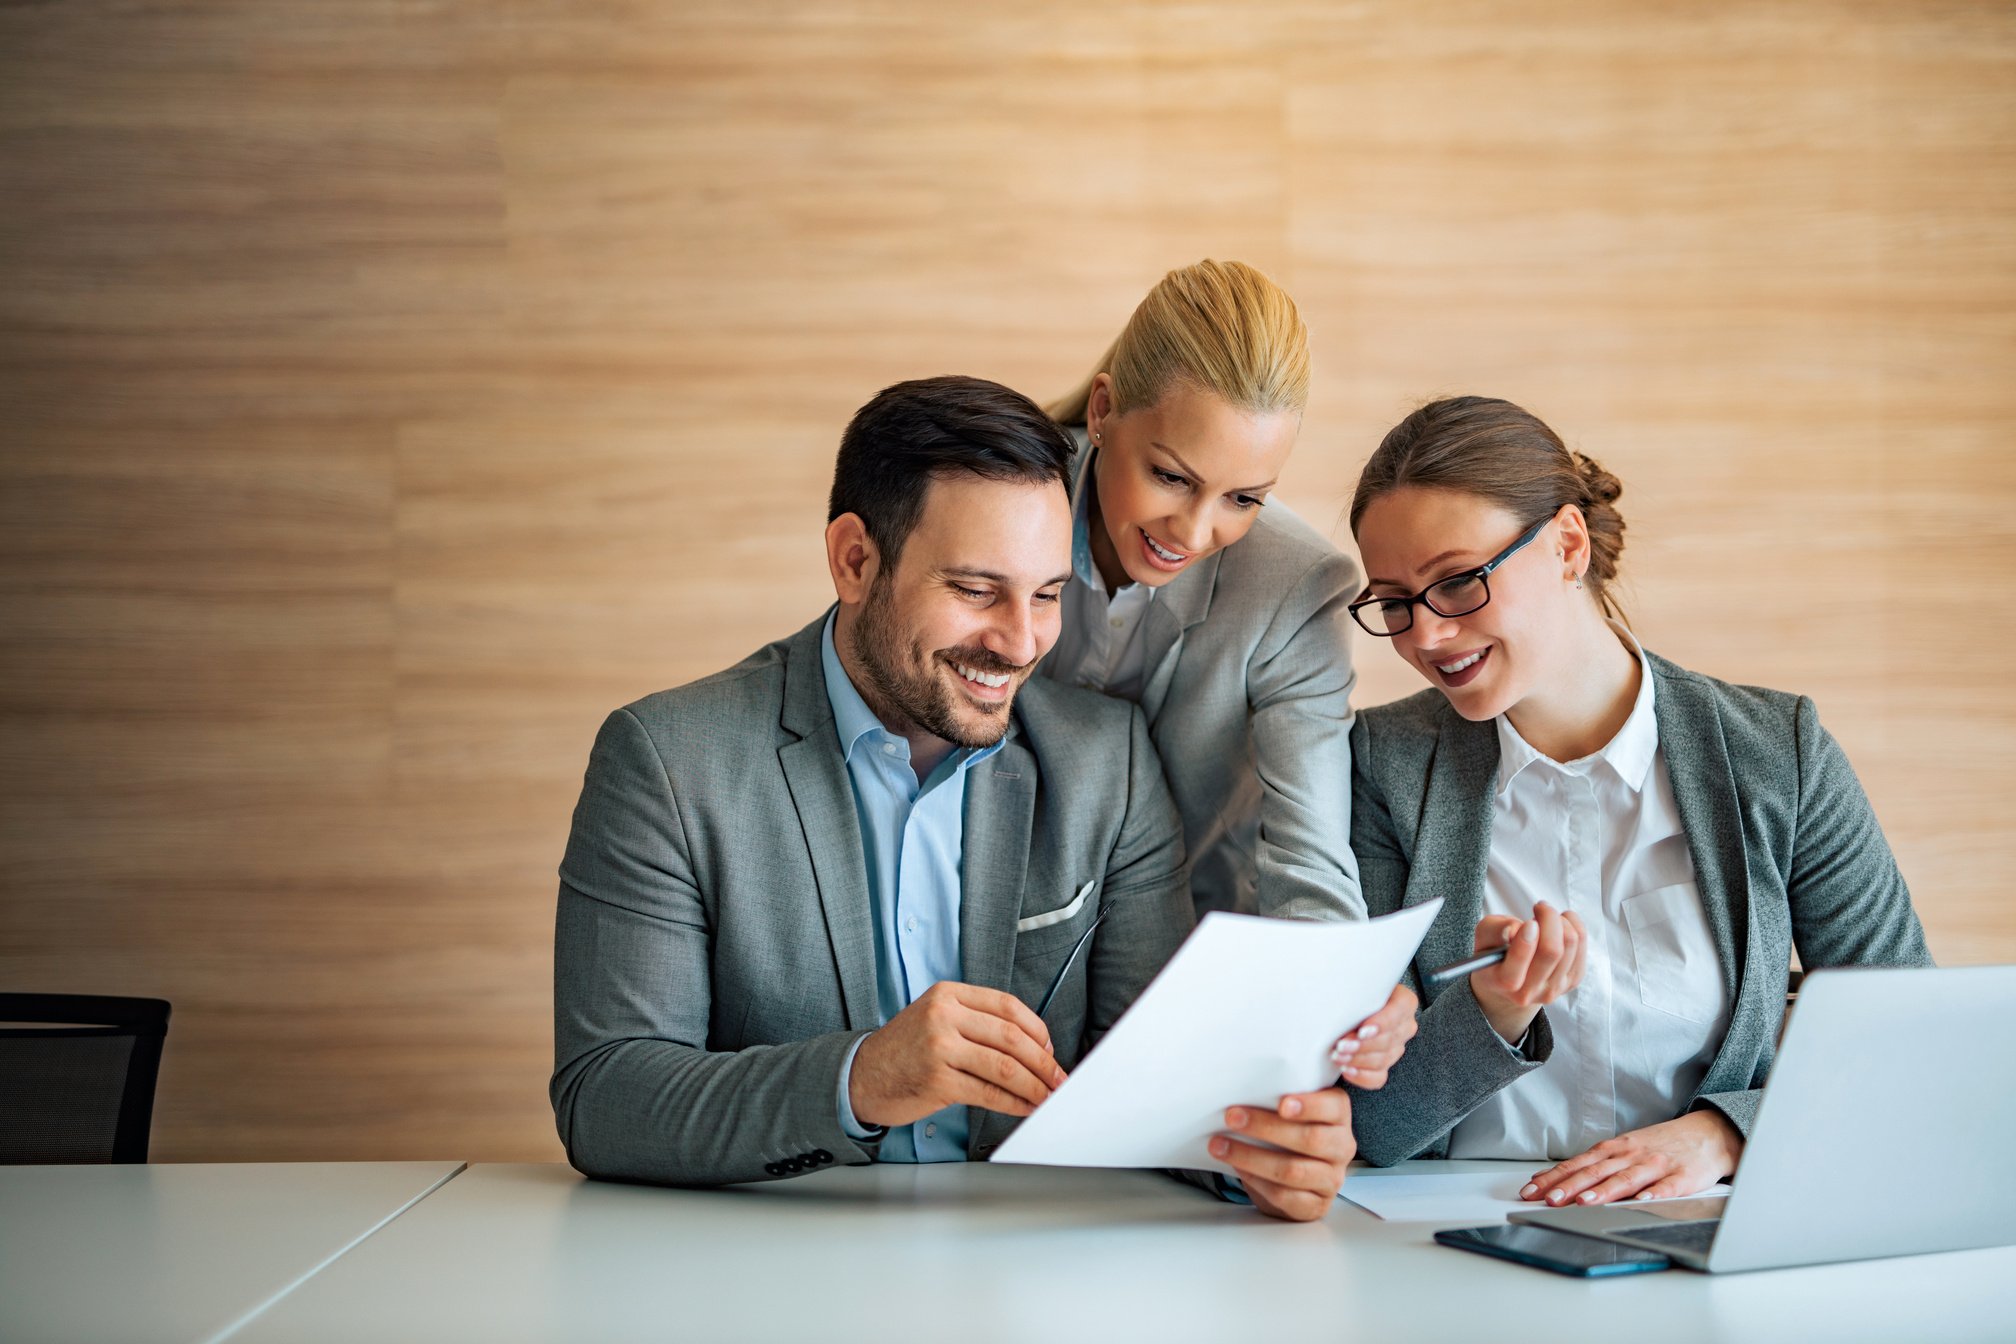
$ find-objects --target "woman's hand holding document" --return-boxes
[993,900,1442,1177]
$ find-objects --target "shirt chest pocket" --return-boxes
[1621,882,1722,1024]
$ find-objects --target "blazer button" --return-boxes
[812,1149,833,1165]
[784,1157,804,1173]
[763,1162,783,1177]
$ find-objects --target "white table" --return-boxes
[225,1160,2014,1344]
[0,1160,463,1344]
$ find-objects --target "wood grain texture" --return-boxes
[2,1,2010,1161]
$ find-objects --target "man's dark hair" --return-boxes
[829,375,1076,566]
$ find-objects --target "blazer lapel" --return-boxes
[776,613,880,1031]
[1650,655,1749,1014]
[959,731,1037,996]
[1410,709,1501,989]
[1136,550,1219,721]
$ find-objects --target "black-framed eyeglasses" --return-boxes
[1348,513,1553,637]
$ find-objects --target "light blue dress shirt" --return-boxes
[822,613,1004,1162]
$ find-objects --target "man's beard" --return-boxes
[850,578,1022,751]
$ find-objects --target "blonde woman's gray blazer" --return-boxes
[1347,651,1932,1166]
[1040,441,1363,922]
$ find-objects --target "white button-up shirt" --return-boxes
[1447,626,1731,1160]
[1048,450,1156,702]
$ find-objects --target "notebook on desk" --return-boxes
[1512,964,2016,1273]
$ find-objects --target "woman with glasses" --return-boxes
[1041,261,1416,1221]
[1342,395,1931,1206]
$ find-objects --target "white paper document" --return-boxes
[991,899,1443,1174]
[1341,1169,1732,1224]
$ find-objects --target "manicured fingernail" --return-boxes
[1548,1190,1566,1204]
[1523,922,1539,942]
[1226,1108,1247,1128]
[1520,1183,1538,1199]
[1342,1066,1361,1080]
[1578,1191,1596,1203]
[1281,1097,1302,1117]
[1358,1024,1379,1040]
[1332,1038,1360,1055]
[1210,1137,1229,1157]
[1054,1069,1067,1086]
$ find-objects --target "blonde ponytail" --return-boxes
[1049,260,1310,428]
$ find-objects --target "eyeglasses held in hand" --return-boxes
[1035,906,1109,1017]
[1348,513,1553,637]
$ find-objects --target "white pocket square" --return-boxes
[1016,880,1095,934]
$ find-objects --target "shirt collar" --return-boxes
[1493,620,1659,796]
[821,612,889,763]
[1069,440,1152,603]
[819,611,1005,772]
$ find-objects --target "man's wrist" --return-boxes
[836,1035,886,1141]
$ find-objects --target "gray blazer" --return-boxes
[1040,438,1363,922]
[551,612,1194,1187]
[1348,651,1932,1166]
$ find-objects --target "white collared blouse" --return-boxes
[1447,625,1733,1160]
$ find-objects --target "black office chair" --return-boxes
[0,994,170,1164]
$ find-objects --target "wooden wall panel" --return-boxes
[2,1,2010,1162]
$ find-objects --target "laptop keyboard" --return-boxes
[1616,1220,1720,1254]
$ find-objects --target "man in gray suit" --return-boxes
[551,376,1368,1221]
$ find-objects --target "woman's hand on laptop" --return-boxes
[1331,984,1419,1089]
[1519,1110,1745,1207]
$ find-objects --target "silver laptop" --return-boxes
[1511,964,2016,1272]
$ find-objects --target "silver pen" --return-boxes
[1423,942,1510,988]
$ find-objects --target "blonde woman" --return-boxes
[1043,260,1365,929]
[1042,263,1414,1217]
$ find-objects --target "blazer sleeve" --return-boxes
[1690,695,1933,1137]
[1245,547,1365,922]
[550,708,880,1187]
[1342,717,1556,1166]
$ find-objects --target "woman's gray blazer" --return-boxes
[1039,439,1364,922]
[1348,650,1932,1165]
